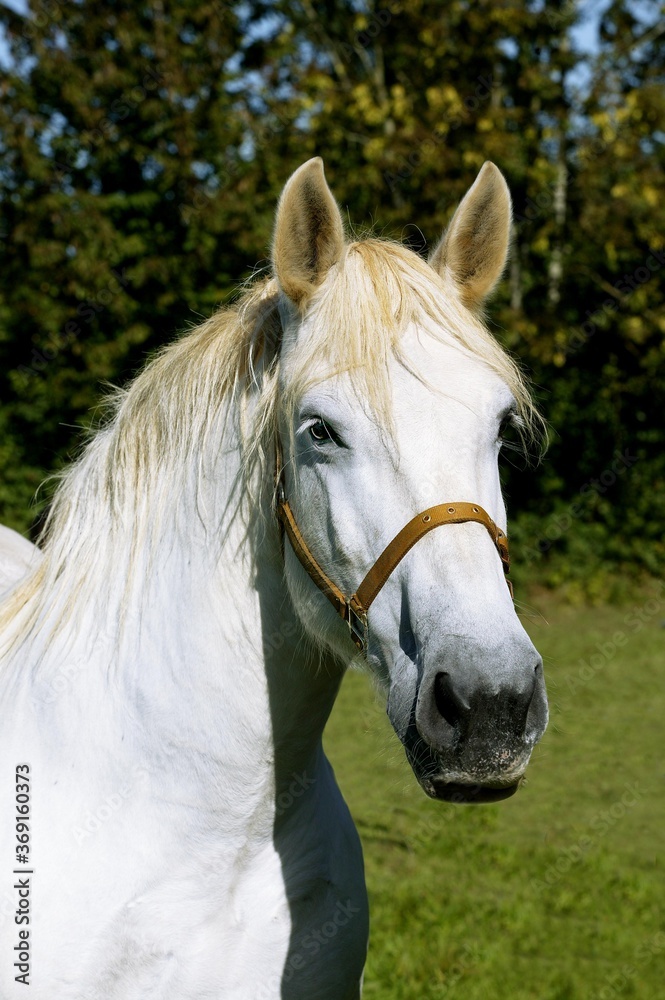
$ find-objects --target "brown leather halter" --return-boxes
[275,440,512,654]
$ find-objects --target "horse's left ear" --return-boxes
[429,162,512,311]
[272,157,345,309]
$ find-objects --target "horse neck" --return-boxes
[22,424,344,828]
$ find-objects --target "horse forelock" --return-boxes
[280,238,543,441]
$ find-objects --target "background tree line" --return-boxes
[0,0,663,597]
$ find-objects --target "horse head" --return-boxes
[272,158,548,803]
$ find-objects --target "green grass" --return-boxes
[323,586,665,999]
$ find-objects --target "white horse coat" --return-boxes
[0,526,41,597]
[0,159,547,999]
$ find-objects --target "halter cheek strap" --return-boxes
[275,441,512,653]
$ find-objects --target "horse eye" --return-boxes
[498,416,512,440]
[498,411,522,452]
[309,419,333,443]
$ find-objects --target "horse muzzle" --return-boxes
[389,633,549,804]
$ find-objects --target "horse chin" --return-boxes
[419,776,521,804]
[400,730,530,804]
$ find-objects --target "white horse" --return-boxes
[0,525,41,598]
[0,159,548,999]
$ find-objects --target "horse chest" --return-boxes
[78,864,365,1000]
[0,764,366,1000]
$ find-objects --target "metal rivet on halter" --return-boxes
[422,514,431,522]
[447,506,455,513]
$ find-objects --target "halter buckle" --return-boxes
[344,604,368,654]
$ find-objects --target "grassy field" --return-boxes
[324,586,665,1000]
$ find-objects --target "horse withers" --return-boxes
[0,159,547,999]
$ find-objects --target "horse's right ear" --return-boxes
[272,158,345,309]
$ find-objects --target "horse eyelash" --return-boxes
[499,411,527,454]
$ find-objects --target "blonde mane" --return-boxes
[0,238,543,649]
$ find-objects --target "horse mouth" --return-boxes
[420,777,521,804]
[401,726,529,803]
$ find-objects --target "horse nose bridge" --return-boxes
[396,516,512,612]
[394,547,540,696]
[422,627,542,699]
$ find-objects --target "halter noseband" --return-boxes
[275,440,512,654]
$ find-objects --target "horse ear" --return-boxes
[429,162,512,311]
[272,157,345,308]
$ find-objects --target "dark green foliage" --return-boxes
[0,0,663,593]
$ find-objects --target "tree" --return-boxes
[0,0,258,530]
[1,0,663,594]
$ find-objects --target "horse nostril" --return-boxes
[525,660,548,742]
[434,672,464,731]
